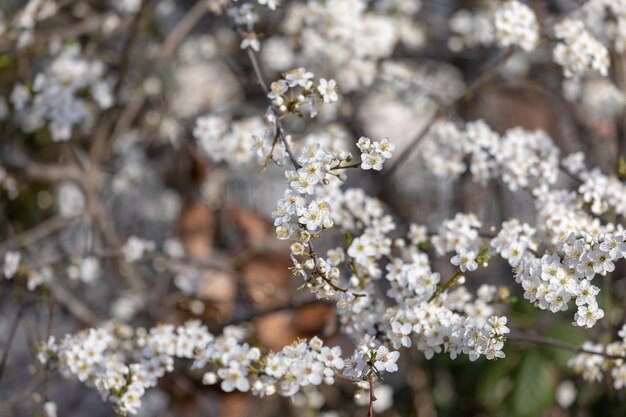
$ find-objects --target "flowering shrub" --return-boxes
[2,1,626,416]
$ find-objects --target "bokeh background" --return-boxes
[1,0,626,416]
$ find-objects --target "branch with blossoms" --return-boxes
[6,0,626,416]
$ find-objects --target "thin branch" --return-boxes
[428,270,463,303]
[48,283,100,327]
[226,298,333,327]
[113,0,156,95]
[162,1,209,58]
[0,215,79,254]
[508,333,626,360]
[380,115,438,182]
[464,47,518,100]
[89,0,155,164]
[335,372,364,383]
[368,376,375,417]
[0,371,46,415]
[1,158,81,183]
[0,307,23,384]
[239,32,300,169]
[0,13,132,54]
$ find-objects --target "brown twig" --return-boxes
[239,34,300,169]
[161,1,209,59]
[367,375,376,417]
[0,13,131,54]
[226,298,333,327]
[113,0,156,95]
[508,333,626,360]
[1,158,81,183]
[48,283,100,327]
[380,116,438,182]
[0,215,79,254]
[0,372,46,415]
[0,307,24,384]
[89,0,155,164]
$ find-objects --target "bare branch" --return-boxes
[508,333,626,361]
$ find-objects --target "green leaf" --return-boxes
[618,156,626,179]
[509,351,556,417]
[345,231,353,246]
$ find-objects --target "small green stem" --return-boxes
[428,270,463,302]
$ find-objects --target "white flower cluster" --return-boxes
[448,8,496,52]
[272,134,396,294]
[275,0,401,91]
[2,250,21,279]
[346,345,400,378]
[194,115,269,165]
[317,203,511,364]
[373,254,510,360]
[337,272,509,366]
[122,236,155,263]
[37,115,532,417]
[11,45,113,141]
[420,120,560,191]
[558,151,626,222]
[39,322,347,415]
[274,148,379,296]
[16,2,626,413]
[574,165,626,218]
[568,325,626,388]
[7,0,58,47]
[581,0,626,53]
[2,250,54,291]
[490,219,538,268]
[449,2,616,81]
[57,181,86,218]
[480,211,612,328]
[553,19,610,78]
[356,136,395,171]
[269,68,338,117]
[494,0,539,52]
[385,305,510,362]
[563,79,626,121]
[202,336,346,396]
[194,69,339,167]
[511,229,626,328]
[375,0,425,51]
[532,189,597,246]
[431,212,482,256]
[211,0,280,16]
[67,256,101,284]
[227,1,286,51]
[26,266,53,291]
